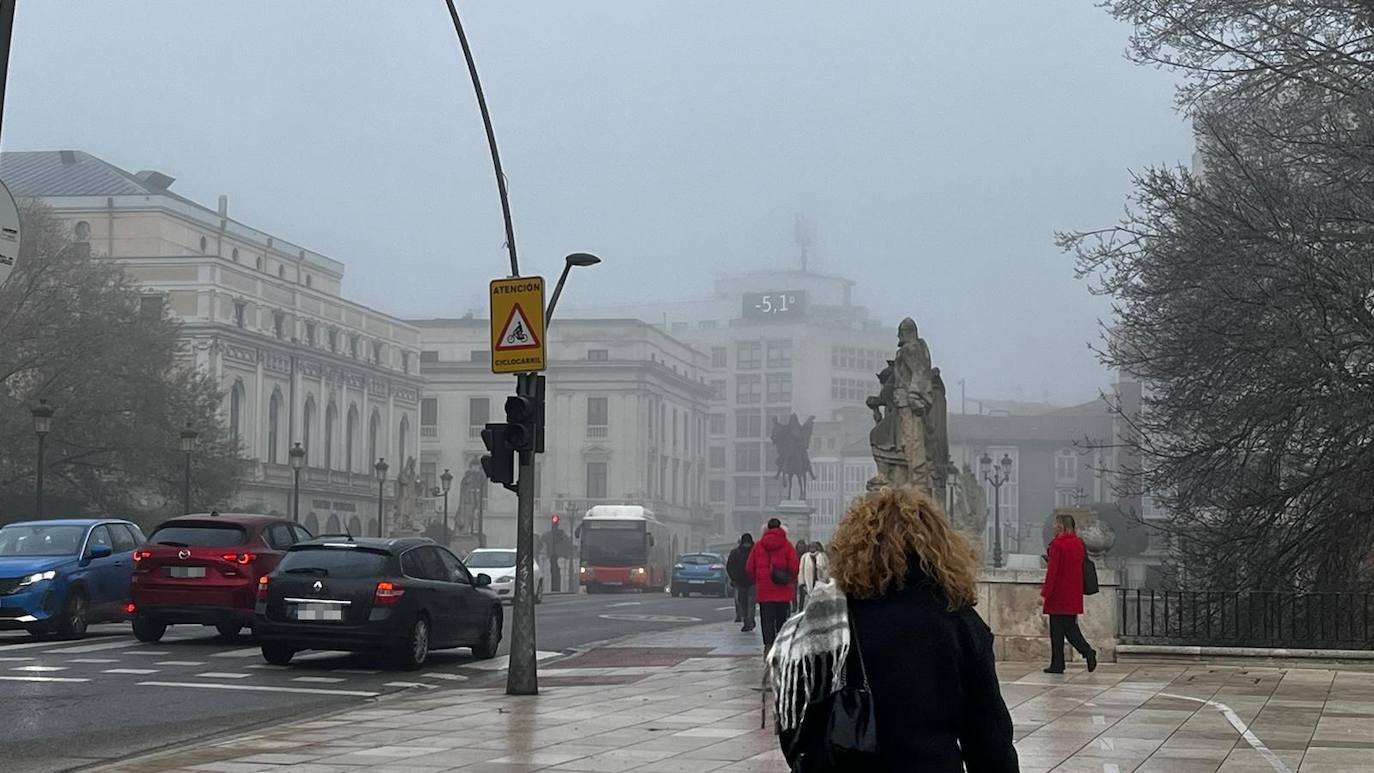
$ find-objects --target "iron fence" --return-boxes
[1118,589,1374,650]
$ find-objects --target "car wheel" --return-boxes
[53,590,89,640]
[215,623,241,640]
[132,615,167,643]
[471,609,501,660]
[391,614,431,671]
[261,643,296,666]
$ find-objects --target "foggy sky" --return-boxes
[3,1,1191,406]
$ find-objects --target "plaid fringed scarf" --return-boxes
[766,579,850,732]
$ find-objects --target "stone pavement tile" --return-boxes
[1012,752,1069,773]
[447,763,546,773]
[629,757,730,772]
[1298,747,1374,773]
[233,752,326,765]
[1217,746,1307,772]
[1136,759,1224,773]
[484,748,594,766]
[1312,716,1374,746]
[544,748,679,772]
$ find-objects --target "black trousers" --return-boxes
[1049,614,1094,669]
[759,601,791,653]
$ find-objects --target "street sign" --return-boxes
[489,276,546,374]
[0,179,21,289]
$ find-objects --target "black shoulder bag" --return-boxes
[787,617,880,771]
[1082,555,1100,596]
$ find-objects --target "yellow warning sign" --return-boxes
[489,276,546,374]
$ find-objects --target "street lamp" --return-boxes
[289,442,306,524]
[440,468,454,545]
[179,423,199,515]
[979,451,1014,568]
[31,399,53,519]
[374,457,389,537]
[545,252,602,326]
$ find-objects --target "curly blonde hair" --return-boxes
[830,486,979,608]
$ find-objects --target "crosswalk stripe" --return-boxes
[127,649,171,656]
[155,661,207,666]
[384,681,437,689]
[291,676,345,683]
[426,673,468,681]
[137,680,379,697]
[67,658,119,664]
[38,639,139,654]
[210,648,260,658]
[0,675,90,683]
[0,656,35,661]
[103,668,158,675]
[11,665,66,672]
[196,672,251,679]
[334,668,381,675]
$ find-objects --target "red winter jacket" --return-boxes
[1041,532,1086,616]
[745,527,800,603]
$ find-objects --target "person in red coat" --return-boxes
[1041,513,1097,673]
[746,518,800,653]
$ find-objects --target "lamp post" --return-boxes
[440,468,453,545]
[979,451,1014,568]
[289,442,306,524]
[374,458,388,537]
[544,253,602,326]
[31,399,53,518]
[179,423,199,515]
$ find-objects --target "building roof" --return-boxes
[0,150,159,197]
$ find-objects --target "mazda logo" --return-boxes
[177,549,191,560]
[312,580,323,592]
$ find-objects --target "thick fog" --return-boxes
[3,1,1190,404]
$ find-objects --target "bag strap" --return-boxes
[841,602,871,691]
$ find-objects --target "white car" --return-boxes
[464,548,543,604]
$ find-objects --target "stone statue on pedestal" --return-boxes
[867,317,946,498]
[770,413,816,500]
[953,465,988,542]
[456,459,485,533]
[391,457,421,534]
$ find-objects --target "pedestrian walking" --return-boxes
[746,518,800,653]
[726,533,756,632]
[798,541,829,607]
[769,486,1018,772]
[792,538,810,611]
[1042,513,1097,674]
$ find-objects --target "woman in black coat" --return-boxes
[770,486,1019,772]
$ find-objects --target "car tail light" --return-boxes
[221,552,257,565]
[256,576,269,601]
[133,550,153,562]
[374,581,405,605]
[125,603,136,614]
[710,564,725,571]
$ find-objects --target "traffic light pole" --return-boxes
[506,372,539,696]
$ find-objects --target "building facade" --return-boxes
[2,151,423,532]
[567,269,884,544]
[413,318,713,555]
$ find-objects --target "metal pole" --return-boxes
[992,478,1004,568]
[0,0,17,143]
[34,433,44,519]
[444,0,519,278]
[507,372,538,695]
[183,451,192,514]
[545,261,574,326]
[292,468,301,524]
[377,478,385,537]
[477,487,486,548]
[442,489,449,545]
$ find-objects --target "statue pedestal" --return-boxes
[776,499,814,542]
[978,566,1120,663]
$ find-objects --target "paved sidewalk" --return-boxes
[93,623,1374,773]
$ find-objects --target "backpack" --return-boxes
[1082,556,1099,596]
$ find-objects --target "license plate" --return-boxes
[168,566,206,578]
[294,603,343,621]
[689,580,706,584]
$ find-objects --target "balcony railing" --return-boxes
[1118,589,1374,650]
[421,425,438,439]
[587,425,608,440]
[468,425,484,440]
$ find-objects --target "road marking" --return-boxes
[0,675,90,683]
[715,605,734,611]
[1160,692,1291,773]
[103,668,159,675]
[384,681,437,689]
[67,658,119,664]
[43,639,140,654]
[291,676,345,684]
[210,647,260,658]
[0,656,34,661]
[197,671,252,679]
[598,613,702,623]
[335,668,381,675]
[461,651,563,671]
[608,601,641,608]
[11,665,66,672]
[155,661,207,667]
[0,635,126,652]
[138,680,380,697]
[426,673,468,681]
[127,649,171,656]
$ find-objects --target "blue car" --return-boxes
[670,552,730,598]
[0,519,145,638]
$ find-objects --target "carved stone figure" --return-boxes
[952,465,988,542]
[769,413,816,501]
[392,457,421,534]
[867,317,942,496]
[456,459,485,533]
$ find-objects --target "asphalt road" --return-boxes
[0,590,737,772]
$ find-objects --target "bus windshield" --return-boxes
[581,525,646,567]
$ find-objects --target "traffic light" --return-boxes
[504,395,537,453]
[480,422,515,487]
[550,514,561,528]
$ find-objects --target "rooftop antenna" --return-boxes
[794,213,815,273]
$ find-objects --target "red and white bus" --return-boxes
[576,505,671,593]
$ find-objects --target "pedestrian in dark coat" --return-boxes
[726,533,755,631]
[1041,513,1096,674]
[770,486,1018,772]
[746,518,800,652]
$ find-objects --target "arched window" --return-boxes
[229,381,245,453]
[231,247,239,262]
[199,235,207,252]
[398,415,410,462]
[349,516,363,536]
[304,512,319,535]
[346,405,359,473]
[325,513,341,534]
[302,395,317,461]
[368,410,381,469]
[267,390,283,464]
[325,402,338,470]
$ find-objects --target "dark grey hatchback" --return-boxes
[253,536,503,670]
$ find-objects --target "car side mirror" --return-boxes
[474,573,492,588]
[88,544,113,560]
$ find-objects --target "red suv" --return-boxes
[130,513,312,642]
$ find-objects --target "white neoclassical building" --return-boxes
[1,150,423,534]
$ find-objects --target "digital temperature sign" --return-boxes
[743,290,807,320]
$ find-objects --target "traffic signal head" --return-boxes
[504,395,537,453]
[480,423,515,486]
[550,514,561,527]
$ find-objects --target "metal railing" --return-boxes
[1118,589,1374,650]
